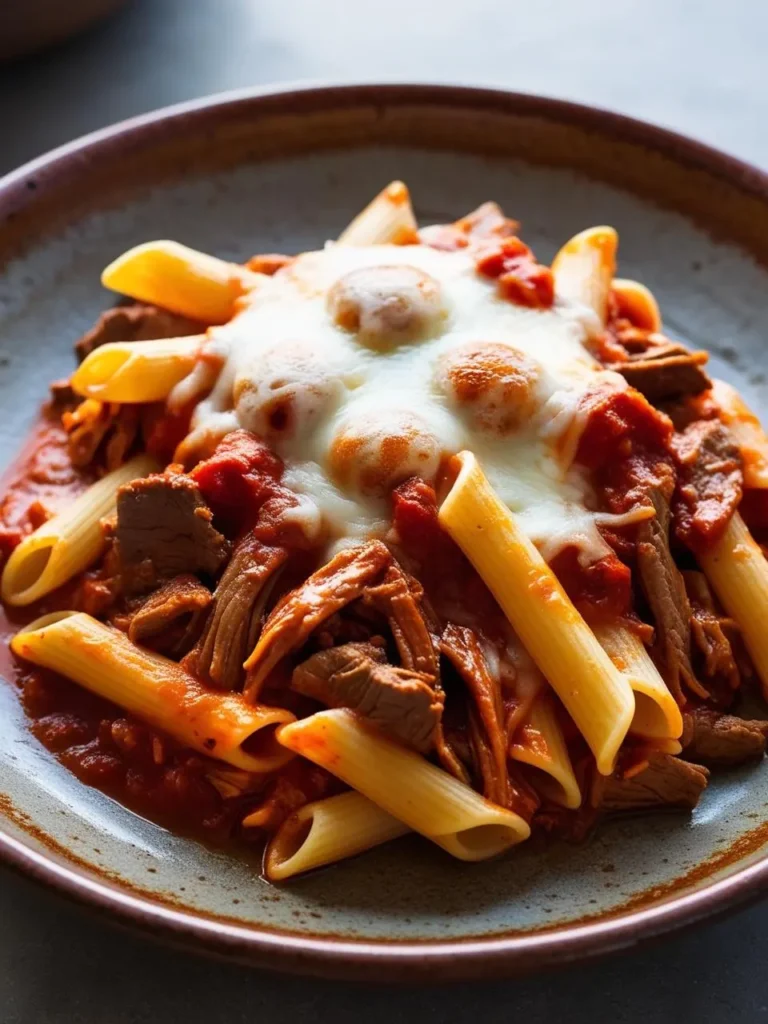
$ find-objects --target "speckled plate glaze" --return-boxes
[3,84,768,981]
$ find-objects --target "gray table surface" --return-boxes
[2,0,768,1019]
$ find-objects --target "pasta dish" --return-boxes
[2,182,767,881]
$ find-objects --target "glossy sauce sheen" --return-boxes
[190,242,632,561]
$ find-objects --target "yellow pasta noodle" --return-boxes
[712,379,768,489]
[510,695,582,809]
[1,454,157,606]
[593,623,683,741]
[438,452,635,776]
[11,612,295,771]
[101,240,264,324]
[551,225,618,327]
[71,335,205,404]
[336,181,419,246]
[278,709,530,860]
[611,278,662,332]
[263,791,409,881]
[698,512,768,696]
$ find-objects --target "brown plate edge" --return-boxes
[3,81,768,979]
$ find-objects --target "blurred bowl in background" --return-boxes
[0,0,129,62]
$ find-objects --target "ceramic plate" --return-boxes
[2,84,768,980]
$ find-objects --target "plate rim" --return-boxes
[3,80,768,980]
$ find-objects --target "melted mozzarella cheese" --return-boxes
[190,241,626,562]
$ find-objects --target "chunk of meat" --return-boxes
[63,400,141,471]
[683,570,740,689]
[115,469,230,592]
[636,484,706,701]
[185,536,287,691]
[599,753,709,811]
[363,563,439,675]
[292,642,443,753]
[74,303,204,362]
[243,541,392,700]
[602,324,711,402]
[127,574,212,656]
[682,708,768,767]
[672,420,743,551]
[439,623,517,811]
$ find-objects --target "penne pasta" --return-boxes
[1,454,157,606]
[71,335,205,404]
[278,709,531,860]
[611,278,662,332]
[551,225,618,327]
[336,181,419,246]
[101,240,264,324]
[439,452,635,776]
[698,511,768,696]
[11,612,296,771]
[712,379,768,489]
[593,623,683,741]
[263,791,409,881]
[510,695,582,809]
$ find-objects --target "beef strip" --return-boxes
[598,753,709,811]
[127,574,212,656]
[615,345,711,402]
[605,323,711,402]
[672,420,743,550]
[363,563,439,675]
[440,623,512,808]
[682,570,740,689]
[636,483,706,701]
[681,708,768,766]
[243,540,393,700]
[292,642,443,753]
[185,535,288,691]
[115,470,230,593]
[74,303,204,362]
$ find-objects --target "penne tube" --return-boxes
[11,612,295,771]
[101,240,264,324]
[71,335,205,404]
[551,225,618,327]
[439,452,635,776]
[278,709,530,860]
[510,695,582,809]
[1,454,157,606]
[711,379,768,489]
[263,791,409,881]
[698,511,768,696]
[336,181,419,246]
[593,623,683,740]
[611,278,662,332]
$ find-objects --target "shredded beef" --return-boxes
[363,563,439,675]
[440,623,511,807]
[115,469,229,593]
[127,574,212,656]
[683,570,740,689]
[244,541,393,700]
[63,400,141,471]
[598,753,709,811]
[186,536,287,691]
[681,708,768,766]
[636,483,705,701]
[292,642,442,753]
[74,303,204,362]
[672,420,743,550]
